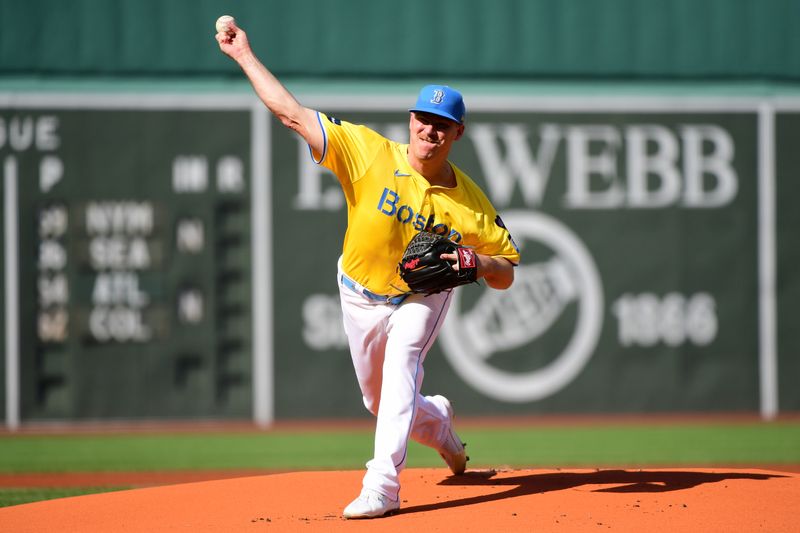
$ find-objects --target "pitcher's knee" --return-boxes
[362,395,380,416]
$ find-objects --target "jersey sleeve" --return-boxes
[455,169,521,265]
[310,112,385,191]
[476,209,521,266]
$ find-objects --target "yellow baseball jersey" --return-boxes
[314,112,520,296]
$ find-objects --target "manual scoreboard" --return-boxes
[1,100,255,420]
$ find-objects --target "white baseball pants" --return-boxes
[338,265,455,501]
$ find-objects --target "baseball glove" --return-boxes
[398,231,478,295]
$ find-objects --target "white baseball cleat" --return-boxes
[342,488,400,519]
[434,395,468,475]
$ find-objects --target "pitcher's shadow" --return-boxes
[400,469,784,515]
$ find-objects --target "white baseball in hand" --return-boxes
[215,15,235,34]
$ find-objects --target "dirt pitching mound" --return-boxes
[0,468,796,532]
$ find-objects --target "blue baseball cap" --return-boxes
[409,84,466,124]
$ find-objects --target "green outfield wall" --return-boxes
[1,91,798,426]
[775,111,800,414]
[2,0,800,426]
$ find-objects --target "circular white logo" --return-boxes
[440,211,604,402]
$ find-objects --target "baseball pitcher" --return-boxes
[217,18,520,519]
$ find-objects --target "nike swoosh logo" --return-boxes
[394,169,411,177]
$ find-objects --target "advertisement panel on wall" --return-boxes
[273,96,778,418]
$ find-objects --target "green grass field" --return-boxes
[1,420,798,507]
